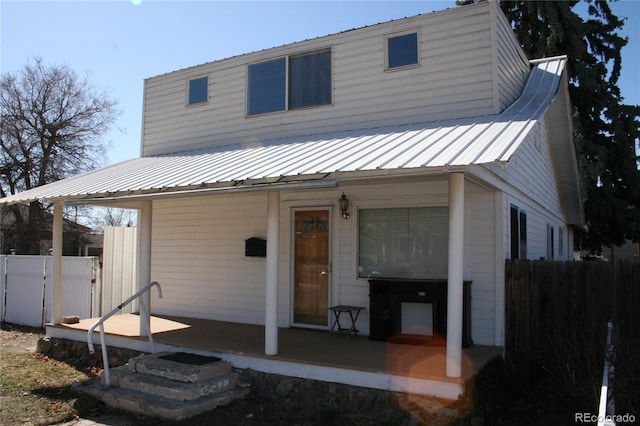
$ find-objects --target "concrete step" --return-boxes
[126,351,231,382]
[72,351,250,420]
[73,378,250,421]
[107,365,241,401]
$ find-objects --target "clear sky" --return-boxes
[1,0,639,166]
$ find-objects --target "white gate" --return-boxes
[1,255,100,327]
[102,227,138,315]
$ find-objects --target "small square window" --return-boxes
[188,76,208,105]
[386,32,418,69]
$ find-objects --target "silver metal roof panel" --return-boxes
[1,57,569,206]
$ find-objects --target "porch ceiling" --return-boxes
[1,57,569,207]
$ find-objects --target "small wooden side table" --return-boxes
[328,305,365,337]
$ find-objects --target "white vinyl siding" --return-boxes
[151,193,269,324]
[141,2,520,156]
[489,118,571,262]
[493,4,530,112]
[149,179,498,346]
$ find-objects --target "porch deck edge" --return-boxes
[46,325,465,399]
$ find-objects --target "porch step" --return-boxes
[107,365,241,401]
[73,351,249,421]
[125,351,232,382]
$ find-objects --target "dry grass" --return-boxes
[0,352,92,425]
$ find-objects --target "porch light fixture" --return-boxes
[339,192,350,219]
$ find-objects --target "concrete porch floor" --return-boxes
[50,314,501,399]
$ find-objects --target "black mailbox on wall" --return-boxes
[245,237,267,257]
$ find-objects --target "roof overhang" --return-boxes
[1,57,583,226]
[543,66,585,227]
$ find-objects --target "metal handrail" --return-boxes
[87,281,162,386]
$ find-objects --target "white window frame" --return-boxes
[246,48,332,117]
[384,29,420,71]
[186,74,209,106]
[357,205,449,280]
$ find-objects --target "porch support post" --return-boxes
[51,201,64,324]
[265,191,280,356]
[446,172,464,378]
[138,200,152,337]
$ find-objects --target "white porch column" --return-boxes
[446,172,465,378]
[138,200,152,337]
[265,191,280,355]
[51,201,64,324]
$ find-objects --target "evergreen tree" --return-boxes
[498,0,640,253]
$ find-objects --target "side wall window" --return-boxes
[547,224,555,260]
[510,205,527,259]
[188,76,208,105]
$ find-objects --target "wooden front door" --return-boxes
[293,210,330,326]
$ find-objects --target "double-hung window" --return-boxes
[247,49,332,116]
[358,206,449,279]
[386,31,419,70]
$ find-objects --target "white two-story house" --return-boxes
[1,1,583,398]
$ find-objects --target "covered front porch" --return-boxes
[48,313,501,399]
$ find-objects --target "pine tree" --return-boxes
[499,0,640,253]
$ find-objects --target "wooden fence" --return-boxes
[505,259,639,386]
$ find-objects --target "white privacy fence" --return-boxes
[0,255,101,328]
[0,227,138,328]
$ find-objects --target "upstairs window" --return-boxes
[289,49,332,109]
[386,31,418,69]
[247,49,332,116]
[247,58,286,115]
[188,76,208,105]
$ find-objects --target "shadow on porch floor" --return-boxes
[58,314,501,385]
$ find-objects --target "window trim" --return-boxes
[384,29,420,71]
[186,74,209,106]
[246,48,333,117]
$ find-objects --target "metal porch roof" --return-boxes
[1,57,568,206]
